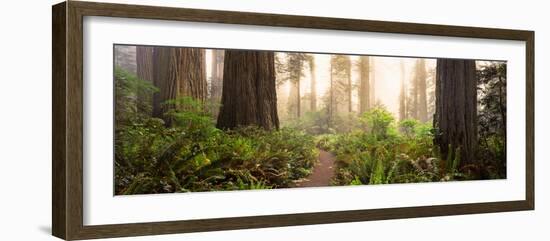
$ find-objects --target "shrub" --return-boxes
[359,107,396,140]
[114,68,158,122]
[284,110,333,135]
[329,107,442,185]
[115,96,318,194]
[399,119,419,138]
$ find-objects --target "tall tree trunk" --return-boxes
[152,47,207,125]
[417,59,428,122]
[328,58,334,128]
[287,54,303,118]
[216,50,279,130]
[210,50,225,105]
[399,60,407,121]
[359,56,370,113]
[296,71,301,118]
[136,46,154,114]
[294,58,302,118]
[137,46,154,82]
[152,47,177,124]
[346,57,352,113]
[309,57,317,112]
[434,59,478,167]
[115,45,137,74]
[288,80,302,118]
[427,67,437,120]
[175,48,207,103]
[136,46,154,82]
[410,64,419,119]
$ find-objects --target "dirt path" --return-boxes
[294,149,336,188]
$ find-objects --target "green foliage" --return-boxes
[332,113,362,133]
[448,146,460,173]
[115,80,318,194]
[477,63,506,134]
[324,106,494,185]
[114,68,158,121]
[398,118,432,139]
[166,96,219,135]
[116,121,318,194]
[285,110,333,135]
[399,119,418,138]
[476,62,507,179]
[284,110,364,135]
[323,102,505,185]
[275,52,309,86]
[115,64,506,194]
[359,107,395,139]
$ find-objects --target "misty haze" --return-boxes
[114,45,506,195]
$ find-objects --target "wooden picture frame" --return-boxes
[52,1,534,240]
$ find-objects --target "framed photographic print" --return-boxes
[52,1,534,240]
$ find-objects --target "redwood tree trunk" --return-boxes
[346,57,352,113]
[210,50,225,118]
[136,46,154,114]
[328,59,334,128]
[175,48,207,103]
[417,59,428,122]
[152,47,177,123]
[210,50,225,103]
[137,46,154,82]
[359,56,370,113]
[399,60,407,120]
[216,50,279,130]
[152,47,207,124]
[434,59,478,167]
[309,57,317,112]
[294,59,302,118]
[370,58,376,106]
[410,65,419,119]
[296,69,301,118]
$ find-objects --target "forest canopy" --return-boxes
[113,45,507,195]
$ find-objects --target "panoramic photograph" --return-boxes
[114,45,507,195]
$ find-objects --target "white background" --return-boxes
[0,0,547,240]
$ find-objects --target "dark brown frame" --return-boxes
[52,1,535,240]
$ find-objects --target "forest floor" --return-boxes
[293,149,336,188]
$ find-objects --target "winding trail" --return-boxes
[294,149,336,188]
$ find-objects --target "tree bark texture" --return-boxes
[175,48,207,103]
[399,60,407,120]
[328,59,334,128]
[210,50,225,103]
[152,47,207,124]
[308,56,317,112]
[216,50,279,130]
[137,46,154,82]
[136,46,154,113]
[152,47,177,122]
[416,59,428,122]
[434,59,478,166]
[331,55,350,114]
[115,45,137,74]
[288,54,303,118]
[410,65,419,119]
[346,57,352,113]
[359,56,370,113]
[370,58,376,106]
